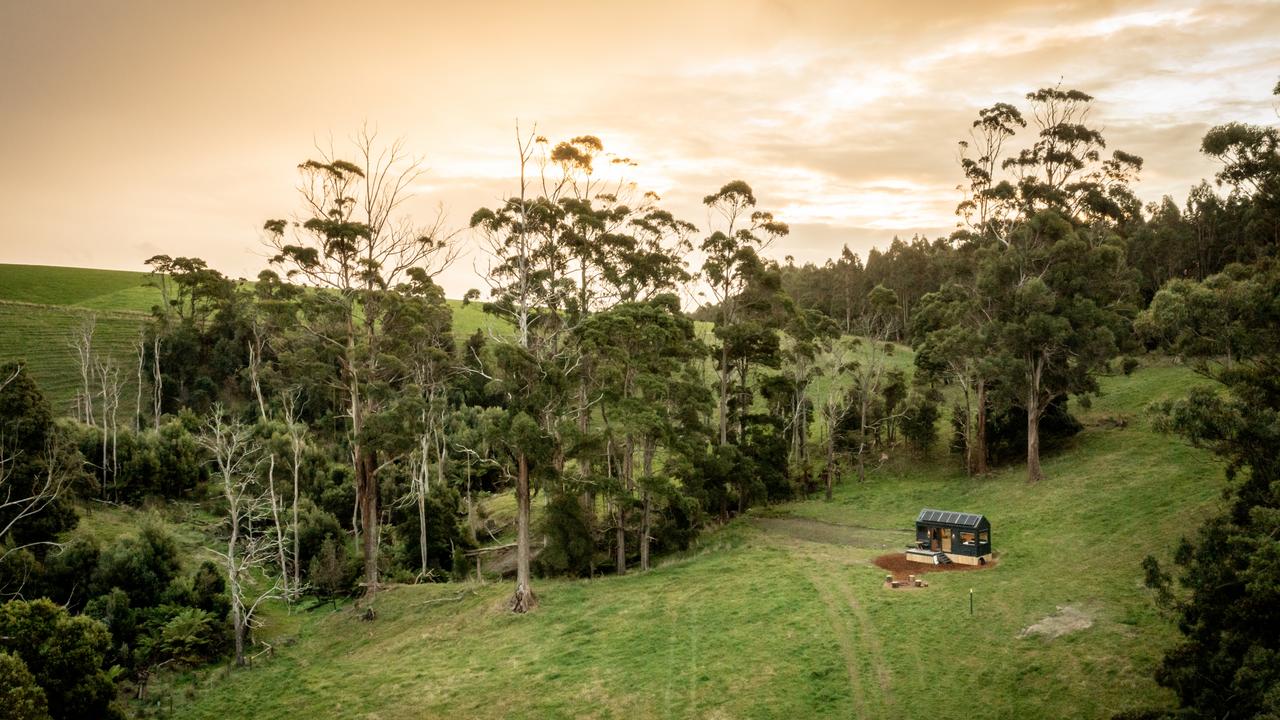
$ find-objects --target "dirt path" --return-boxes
[751,517,898,717]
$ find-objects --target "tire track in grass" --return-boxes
[806,567,869,718]
[752,518,895,717]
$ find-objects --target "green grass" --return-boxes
[0,263,163,312]
[148,360,1218,720]
[0,302,150,414]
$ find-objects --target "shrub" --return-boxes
[1121,356,1140,375]
[536,492,594,577]
[307,536,353,604]
[0,651,50,720]
[157,608,224,665]
[91,523,182,608]
[900,392,941,454]
[0,599,122,720]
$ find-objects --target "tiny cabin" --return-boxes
[907,508,992,565]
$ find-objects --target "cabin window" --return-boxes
[978,531,989,543]
[960,532,976,546]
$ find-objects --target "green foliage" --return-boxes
[0,599,121,720]
[307,536,353,603]
[900,391,940,454]
[0,363,83,548]
[536,492,594,577]
[0,651,51,720]
[157,607,224,665]
[1141,259,1280,718]
[91,522,182,608]
[294,500,345,578]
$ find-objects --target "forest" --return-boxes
[1,80,1278,720]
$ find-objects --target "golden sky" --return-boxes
[1,0,1277,296]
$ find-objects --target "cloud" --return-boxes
[0,0,1276,297]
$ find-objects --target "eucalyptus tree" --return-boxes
[913,281,995,475]
[699,181,789,446]
[977,212,1135,482]
[470,127,577,611]
[847,285,902,483]
[949,87,1142,481]
[263,128,455,594]
[574,295,704,573]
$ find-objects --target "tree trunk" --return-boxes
[291,441,301,595]
[151,335,163,429]
[511,451,535,612]
[640,438,655,572]
[825,436,835,501]
[1026,390,1043,483]
[640,490,651,572]
[417,484,429,576]
[267,454,289,599]
[857,403,868,483]
[359,447,379,592]
[975,377,988,475]
[718,343,730,445]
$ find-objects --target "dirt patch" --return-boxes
[872,552,997,582]
[1018,605,1093,639]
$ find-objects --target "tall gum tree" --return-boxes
[698,181,788,446]
[955,87,1142,482]
[263,128,455,594]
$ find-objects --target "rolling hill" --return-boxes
[0,263,504,413]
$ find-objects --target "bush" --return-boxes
[157,608,225,665]
[900,392,940,454]
[0,599,122,720]
[984,395,1082,466]
[295,500,345,579]
[390,487,475,579]
[0,651,50,720]
[40,537,101,613]
[536,492,594,577]
[307,536,354,603]
[91,523,181,608]
[83,588,139,668]
[1121,356,1140,375]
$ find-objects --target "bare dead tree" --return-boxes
[265,454,291,600]
[95,357,123,495]
[133,332,146,432]
[280,388,307,597]
[247,318,269,422]
[200,408,284,666]
[69,315,97,424]
[0,429,76,567]
[151,334,163,429]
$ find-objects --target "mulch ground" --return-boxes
[873,552,998,582]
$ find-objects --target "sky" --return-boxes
[1,0,1277,298]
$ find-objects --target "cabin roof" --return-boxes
[916,508,986,528]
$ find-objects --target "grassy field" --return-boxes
[0,264,505,414]
[141,360,1218,720]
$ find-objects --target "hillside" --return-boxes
[146,362,1219,719]
[0,263,504,412]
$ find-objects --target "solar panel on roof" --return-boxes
[916,508,985,527]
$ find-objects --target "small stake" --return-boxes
[970,588,974,617]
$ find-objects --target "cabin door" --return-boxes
[941,528,952,552]
[929,529,940,551]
